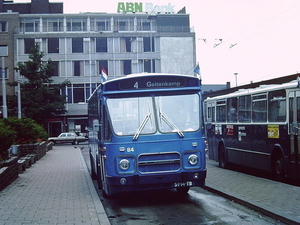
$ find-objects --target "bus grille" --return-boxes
[138,152,180,174]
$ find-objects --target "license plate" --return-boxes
[174,181,193,188]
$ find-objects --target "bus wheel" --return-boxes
[176,187,190,195]
[273,154,285,181]
[219,145,228,169]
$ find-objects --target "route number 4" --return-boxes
[134,82,138,89]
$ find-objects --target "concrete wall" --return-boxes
[160,36,195,75]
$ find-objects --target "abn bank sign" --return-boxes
[117,2,175,13]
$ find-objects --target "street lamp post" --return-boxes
[2,57,7,118]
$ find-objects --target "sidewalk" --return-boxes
[205,158,300,225]
[0,145,110,225]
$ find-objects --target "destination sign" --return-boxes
[104,75,199,92]
[120,76,185,90]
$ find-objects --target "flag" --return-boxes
[101,67,108,82]
[193,64,200,75]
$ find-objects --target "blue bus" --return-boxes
[204,79,300,181]
[87,73,207,196]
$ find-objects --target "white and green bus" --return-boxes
[204,79,300,181]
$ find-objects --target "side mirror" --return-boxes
[93,119,101,132]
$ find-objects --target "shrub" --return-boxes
[2,117,48,144]
[0,121,15,161]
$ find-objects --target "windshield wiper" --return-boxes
[159,111,184,138]
[133,112,151,141]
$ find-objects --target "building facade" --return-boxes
[0,1,196,136]
[0,12,19,97]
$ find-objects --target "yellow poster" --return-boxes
[268,125,279,138]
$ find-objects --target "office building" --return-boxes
[0,0,196,135]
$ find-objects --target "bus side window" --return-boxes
[268,90,286,122]
[252,94,267,122]
[216,100,226,122]
[227,97,237,122]
[238,95,251,122]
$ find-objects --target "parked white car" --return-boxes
[48,132,87,145]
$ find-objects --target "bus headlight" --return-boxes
[119,159,130,170]
[188,154,198,166]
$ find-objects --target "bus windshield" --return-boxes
[107,96,156,137]
[107,94,200,137]
[155,94,200,134]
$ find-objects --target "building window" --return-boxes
[91,18,111,32]
[120,37,132,52]
[48,38,59,53]
[43,18,63,32]
[121,60,131,75]
[72,37,83,53]
[144,59,155,73]
[0,21,7,32]
[20,19,40,32]
[0,45,8,56]
[138,21,151,31]
[65,83,101,104]
[67,18,87,31]
[97,21,110,31]
[73,61,83,76]
[73,84,85,103]
[115,18,134,32]
[49,61,59,76]
[137,19,156,31]
[87,83,99,99]
[98,60,108,75]
[143,37,155,52]
[96,37,107,52]
[24,38,35,54]
[67,84,72,103]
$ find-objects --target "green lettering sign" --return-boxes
[117,2,126,13]
[117,2,143,13]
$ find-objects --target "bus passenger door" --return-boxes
[98,106,110,193]
[288,90,300,180]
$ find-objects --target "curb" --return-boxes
[79,147,111,225]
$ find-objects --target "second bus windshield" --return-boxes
[106,94,200,137]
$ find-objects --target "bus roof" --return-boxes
[205,79,299,101]
[103,73,196,82]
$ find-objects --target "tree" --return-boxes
[14,44,69,128]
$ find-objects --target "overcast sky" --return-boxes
[15,0,300,86]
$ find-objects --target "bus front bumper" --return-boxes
[105,170,206,194]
